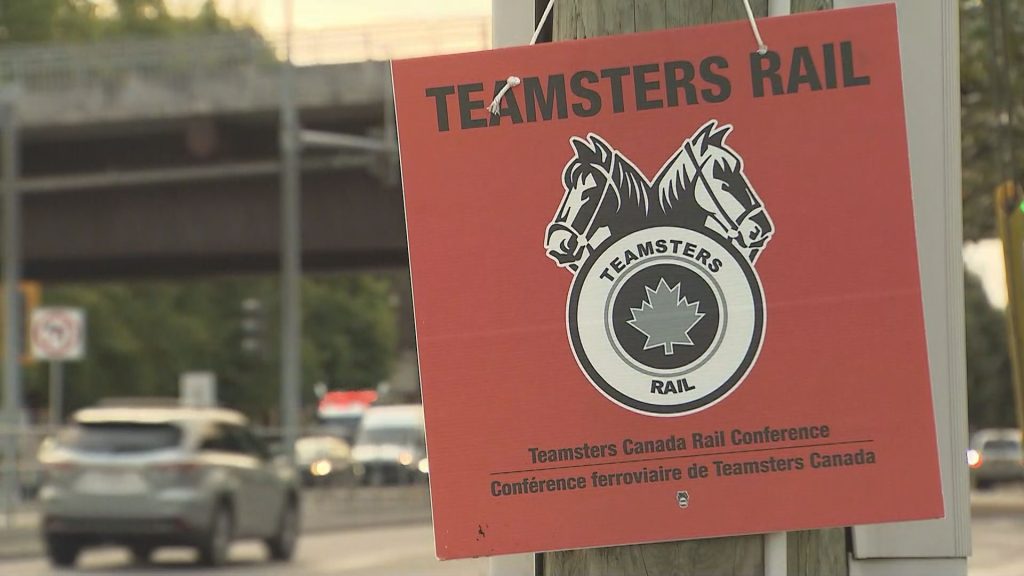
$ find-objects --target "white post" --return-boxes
[279,0,303,464]
[49,362,63,428]
[489,2,542,575]
[841,0,969,573]
[0,91,21,529]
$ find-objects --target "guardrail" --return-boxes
[0,17,491,92]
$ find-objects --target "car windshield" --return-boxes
[983,439,1021,453]
[58,422,183,454]
[357,427,415,446]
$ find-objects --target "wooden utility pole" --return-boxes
[541,1,843,575]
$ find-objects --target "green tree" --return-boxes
[25,274,399,424]
[0,0,234,44]
[960,0,1024,241]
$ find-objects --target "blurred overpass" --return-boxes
[0,19,490,280]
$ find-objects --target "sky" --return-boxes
[964,239,1007,310]
[166,0,491,31]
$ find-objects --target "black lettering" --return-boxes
[750,51,783,98]
[683,242,697,258]
[600,67,631,113]
[633,63,663,110]
[457,83,487,129]
[611,257,625,273]
[822,43,838,89]
[637,241,655,257]
[841,41,871,87]
[787,46,823,93]
[600,268,615,282]
[664,60,698,106]
[425,86,456,132]
[695,248,711,265]
[700,56,731,103]
[623,249,639,266]
[655,239,669,254]
[570,70,602,117]
[488,80,524,126]
[709,258,722,272]
[523,75,569,122]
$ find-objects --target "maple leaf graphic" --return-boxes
[626,278,705,355]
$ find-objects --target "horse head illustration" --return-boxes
[544,134,650,272]
[653,121,774,262]
[545,120,773,271]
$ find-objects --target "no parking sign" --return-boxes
[30,307,86,362]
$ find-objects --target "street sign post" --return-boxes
[30,307,86,427]
[394,4,943,560]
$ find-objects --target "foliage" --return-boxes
[964,271,1017,428]
[961,0,1024,241]
[0,0,236,44]
[23,275,399,424]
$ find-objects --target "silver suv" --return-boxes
[38,405,301,568]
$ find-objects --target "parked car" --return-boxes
[352,405,428,485]
[968,428,1024,489]
[37,405,301,568]
[295,435,354,487]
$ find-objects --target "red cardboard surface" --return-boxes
[393,4,943,559]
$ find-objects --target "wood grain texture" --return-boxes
[666,0,713,27]
[712,0,767,23]
[546,535,764,576]
[787,528,847,576]
[542,1,845,574]
[634,0,668,32]
[792,0,834,13]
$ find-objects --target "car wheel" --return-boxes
[197,504,233,567]
[45,535,80,568]
[265,498,300,562]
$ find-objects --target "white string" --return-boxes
[488,76,521,115]
[742,0,768,55]
[529,0,556,45]
[489,0,555,116]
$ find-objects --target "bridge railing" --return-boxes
[0,18,491,93]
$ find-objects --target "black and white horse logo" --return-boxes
[545,120,773,416]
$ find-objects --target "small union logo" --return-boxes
[544,120,773,416]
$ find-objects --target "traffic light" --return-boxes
[239,297,265,355]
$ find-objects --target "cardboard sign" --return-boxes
[393,5,943,559]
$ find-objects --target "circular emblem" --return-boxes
[567,227,764,416]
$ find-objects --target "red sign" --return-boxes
[393,5,942,559]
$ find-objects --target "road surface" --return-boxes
[0,523,486,576]
[3,485,1023,574]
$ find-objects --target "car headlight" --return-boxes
[967,449,982,468]
[399,451,414,466]
[418,458,429,474]
[310,459,333,477]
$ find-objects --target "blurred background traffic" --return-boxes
[0,0,489,574]
[0,0,1021,574]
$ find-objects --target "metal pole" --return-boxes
[279,0,302,463]
[49,362,63,429]
[1,94,21,528]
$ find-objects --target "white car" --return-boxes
[968,428,1024,490]
[38,405,301,568]
[352,405,428,485]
